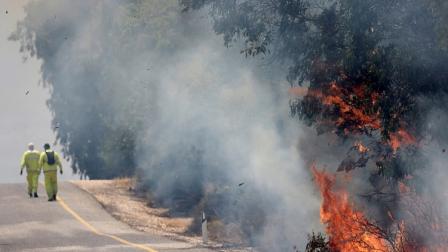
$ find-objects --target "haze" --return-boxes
[0,0,74,183]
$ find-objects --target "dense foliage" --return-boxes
[182,0,448,249]
[181,0,448,189]
[182,0,448,139]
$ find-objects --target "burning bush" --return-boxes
[184,0,448,250]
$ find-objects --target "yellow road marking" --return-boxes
[56,195,158,252]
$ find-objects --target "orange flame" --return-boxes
[354,141,369,154]
[289,82,381,133]
[398,181,411,194]
[389,129,416,152]
[288,86,310,96]
[288,86,325,98]
[312,166,448,252]
[312,165,389,252]
[395,184,448,252]
[290,82,417,150]
[321,83,382,131]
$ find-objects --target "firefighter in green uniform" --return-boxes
[39,143,63,201]
[20,143,41,198]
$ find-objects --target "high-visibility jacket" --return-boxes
[39,150,63,173]
[20,150,41,172]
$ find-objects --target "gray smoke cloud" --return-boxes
[12,0,321,250]
[0,0,75,183]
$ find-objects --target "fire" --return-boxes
[395,183,448,252]
[354,141,369,154]
[321,82,382,131]
[290,81,417,150]
[398,181,411,194]
[290,82,381,134]
[312,165,389,252]
[312,164,448,252]
[389,129,416,152]
[288,86,310,96]
[288,86,326,98]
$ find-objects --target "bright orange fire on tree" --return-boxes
[289,82,417,150]
[389,129,417,152]
[321,82,382,131]
[353,141,369,154]
[312,165,390,252]
[312,164,448,252]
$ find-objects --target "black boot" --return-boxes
[53,194,57,201]
[29,193,32,198]
[34,192,38,198]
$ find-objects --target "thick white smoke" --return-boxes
[13,0,322,249]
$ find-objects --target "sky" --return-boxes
[0,0,77,183]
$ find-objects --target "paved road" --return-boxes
[0,182,212,252]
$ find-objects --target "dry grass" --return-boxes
[73,179,197,242]
[72,179,254,251]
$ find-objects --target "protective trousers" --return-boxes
[26,171,39,194]
[44,171,58,199]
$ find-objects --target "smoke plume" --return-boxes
[12,0,321,250]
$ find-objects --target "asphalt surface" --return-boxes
[0,182,213,252]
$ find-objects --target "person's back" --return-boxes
[22,150,41,171]
[20,143,41,198]
[39,143,63,201]
[40,149,61,172]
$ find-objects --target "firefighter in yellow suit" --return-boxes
[20,143,41,198]
[39,143,63,201]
